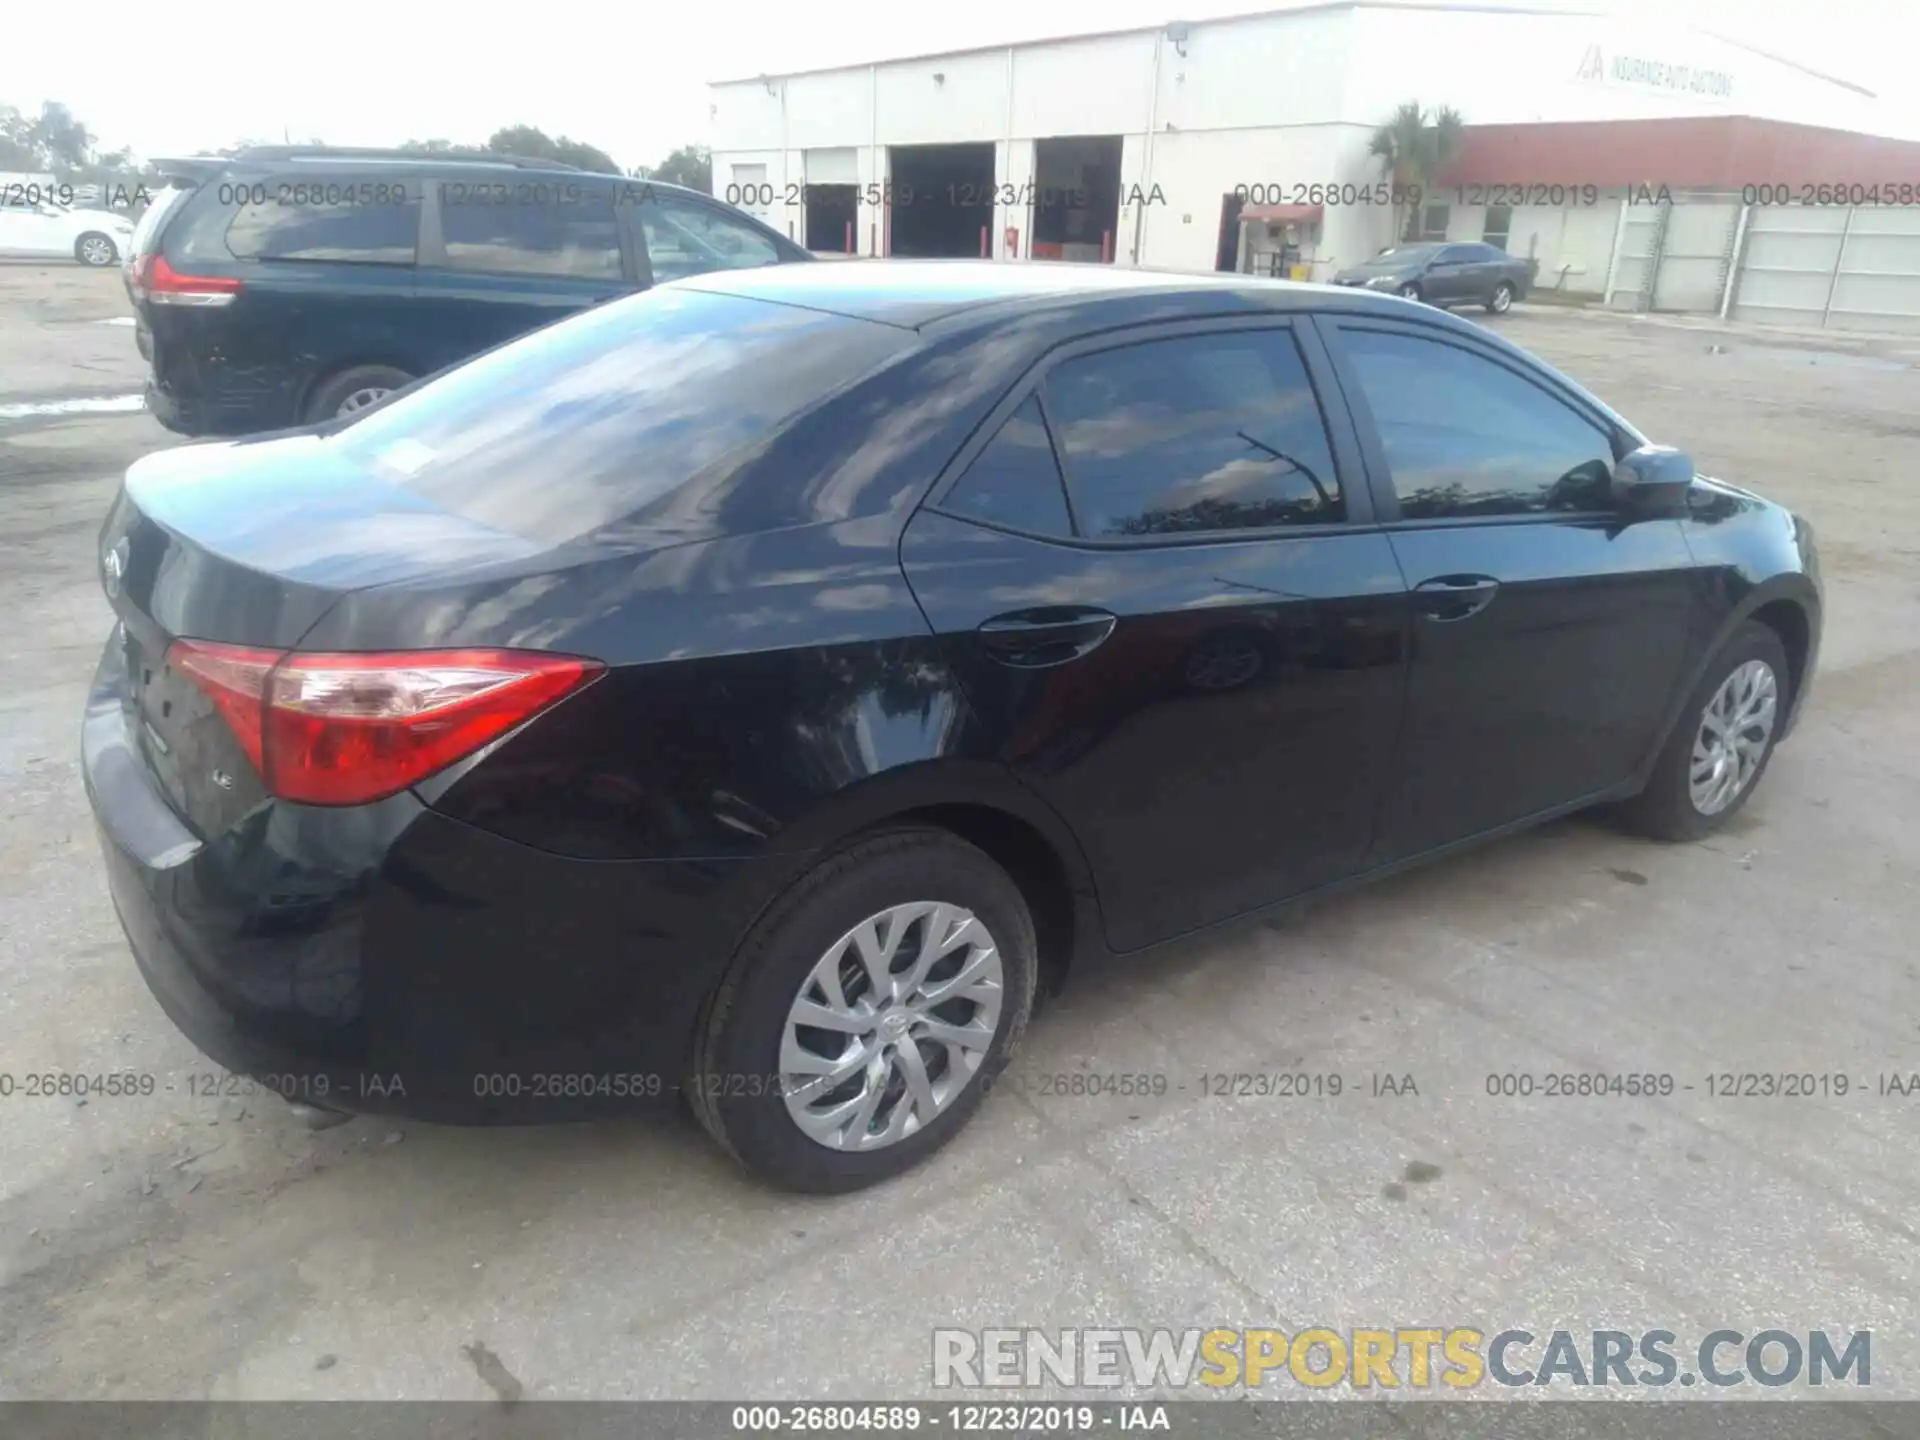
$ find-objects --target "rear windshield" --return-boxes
[331,287,912,547]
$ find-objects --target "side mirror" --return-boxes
[1611,444,1695,515]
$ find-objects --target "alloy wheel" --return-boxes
[337,386,392,415]
[80,237,115,266]
[1491,284,1513,313]
[1398,282,1421,300]
[780,901,1004,1151]
[1688,659,1778,816]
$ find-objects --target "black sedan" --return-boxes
[84,262,1820,1192]
[1334,240,1535,313]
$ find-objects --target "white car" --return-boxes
[0,200,137,266]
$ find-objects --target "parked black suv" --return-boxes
[127,146,812,436]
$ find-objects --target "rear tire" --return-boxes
[1487,281,1515,314]
[305,364,413,423]
[75,233,118,267]
[1619,621,1790,842]
[689,827,1036,1193]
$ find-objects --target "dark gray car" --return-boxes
[1333,241,1535,313]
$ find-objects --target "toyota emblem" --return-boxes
[103,538,129,599]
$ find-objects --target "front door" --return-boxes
[901,321,1410,951]
[1422,245,1475,304]
[1319,318,1697,861]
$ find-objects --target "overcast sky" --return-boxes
[4,0,1910,169]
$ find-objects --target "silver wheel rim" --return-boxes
[81,237,113,265]
[780,901,1004,1152]
[1689,658,1778,816]
[1493,285,1512,312]
[337,386,392,415]
[1399,283,1420,299]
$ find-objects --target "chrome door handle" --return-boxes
[1413,574,1500,622]
[976,607,1118,668]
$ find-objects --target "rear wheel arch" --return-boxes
[299,360,418,423]
[884,802,1086,996]
[702,775,1101,1040]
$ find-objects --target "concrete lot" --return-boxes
[1,263,1918,1405]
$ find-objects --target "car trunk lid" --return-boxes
[98,434,548,837]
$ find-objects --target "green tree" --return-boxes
[1367,101,1464,242]
[0,104,40,169]
[28,101,93,171]
[644,144,711,193]
[484,125,622,175]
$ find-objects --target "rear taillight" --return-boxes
[169,642,602,806]
[143,254,243,307]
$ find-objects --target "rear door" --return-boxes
[409,176,635,365]
[900,319,1410,952]
[1318,316,1697,861]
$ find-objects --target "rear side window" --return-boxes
[332,287,911,547]
[640,193,783,283]
[1044,329,1343,537]
[440,185,622,280]
[943,396,1074,536]
[220,177,420,263]
[131,182,193,257]
[1335,327,1616,519]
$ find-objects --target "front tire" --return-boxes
[76,232,118,267]
[1487,281,1515,314]
[689,828,1036,1193]
[1397,281,1423,302]
[1620,621,1789,841]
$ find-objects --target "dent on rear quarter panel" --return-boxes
[346,515,974,865]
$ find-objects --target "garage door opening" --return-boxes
[888,143,996,258]
[1031,136,1122,263]
[805,184,860,253]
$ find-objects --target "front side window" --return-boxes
[1044,329,1343,538]
[223,178,420,263]
[640,194,783,284]
[1337,328,1617,520]
[943,396,1074,535]
[440,186,621,280]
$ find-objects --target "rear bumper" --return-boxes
[144,367,303,438]
[82,635,779,1123]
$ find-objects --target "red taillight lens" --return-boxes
[145,254,244,306]
[169,642,602,807]
[169,641,278,777]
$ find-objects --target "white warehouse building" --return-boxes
[709,1,1920,328]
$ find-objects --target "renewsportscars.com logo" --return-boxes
[931,1327,1871,1390]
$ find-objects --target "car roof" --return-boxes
[672,258,1427,330]
[152,150,710,200]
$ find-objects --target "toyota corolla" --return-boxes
[83,262,1821,1192]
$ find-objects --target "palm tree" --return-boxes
[1368,101,1464,243]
